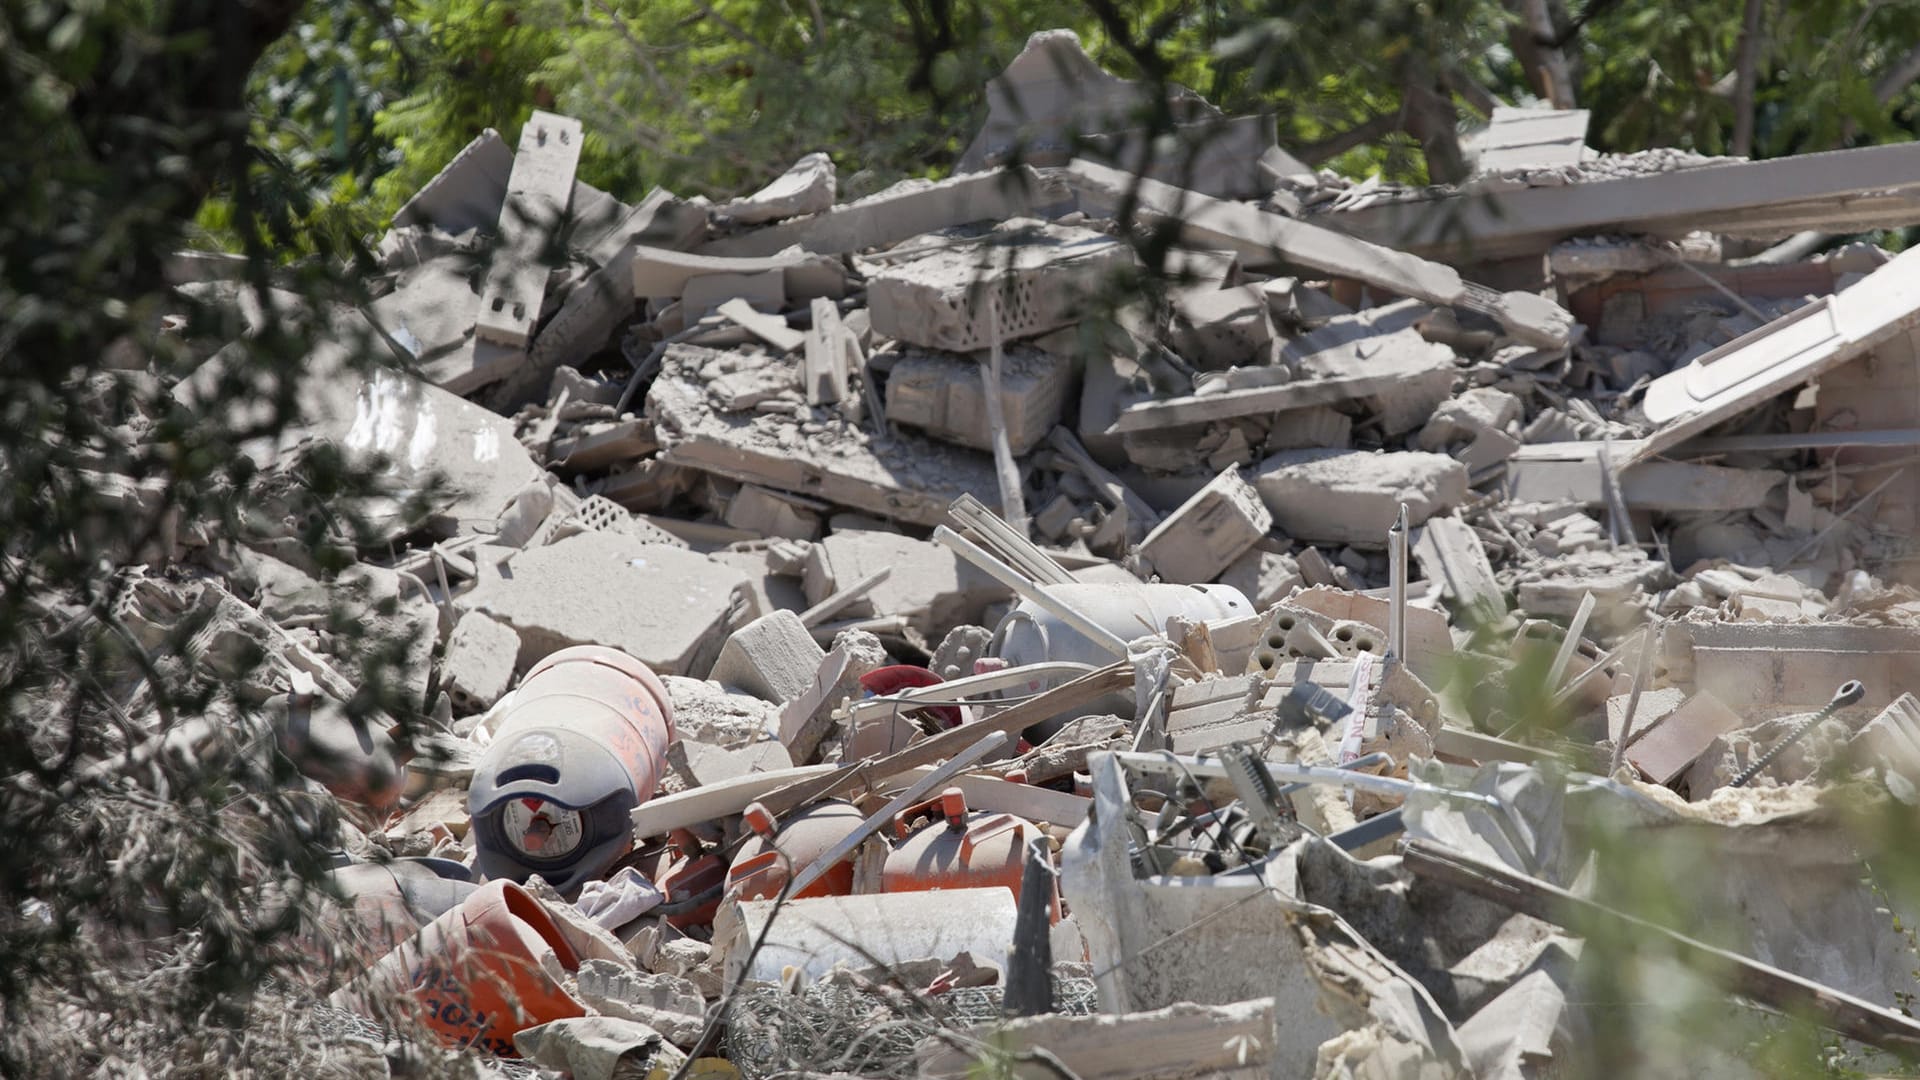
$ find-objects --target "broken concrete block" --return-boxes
[1169,286,1275,369]
[802,530,1010,639]
[1114,302,1456,437]
[1079,351,1155,466]
[1251,449,1469,545]
[630,244,846,305]
[867,219,1133,351]
[1412,515,1507,620]
[778,629,887,764]
[1069,158,1574,349]
[718,151,835,225]
[883,345,1072,455]
[722,484,823,540]
[706,609,826,704]
[958,29,1281,201]
[1669,621,1920,718]
[802,297,858,407]
[1850,693,1920,796]
[1136,468,1272,585]
[1417,388,1524,475]
[460,531,747,676]
[1506,445,1787,512]
[682,269,784,320]
[476,111,583,349]
[389,129,516,236]
[1217,548,1303,608]
[648,345,1007,527]
[441,611,521,714]
[1609,687,1743,785]
[715,298,804,353]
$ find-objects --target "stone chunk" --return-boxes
[706,610,826,705]
[1168,286,1275,369]
[884,345,1072,455]
[1417,387,1524,475]
[1136,468,1272,584]
[779,629,888,765]
[441,611,522,714]
[1251,449,1469,545]
[460,531,747,676]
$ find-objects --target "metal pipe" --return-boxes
[1387,504,1409,663]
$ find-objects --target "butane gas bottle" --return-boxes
[726,799,866,901]
[469,646,674,895]
[881,787,1058,921]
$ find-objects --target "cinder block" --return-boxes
[706,609,827,704]
[1137,468,1272,584]
[441,611,522,714]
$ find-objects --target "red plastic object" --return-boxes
[883,787,1059,921]
[727,799,866,901]
[656,829,726,929]
[859,665,963,729]
[329,879,585,1057]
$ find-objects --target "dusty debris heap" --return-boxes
[105,27,1920,1080]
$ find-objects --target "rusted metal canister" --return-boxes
[469,645,675,894]
[328,879,585,1056]
[882,787,1059,921]
[726,799,866,901]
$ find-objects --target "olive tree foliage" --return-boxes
[0,1,438,1072]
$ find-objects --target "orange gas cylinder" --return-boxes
[328,879,585,1057]
[726,799,865,901]
[882,787,1059,921]
[656,828,726,930]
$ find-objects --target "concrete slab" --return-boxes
[476,111,583,348]
[460,532,747,676]
[646,345,1005,527]
[1251,449,1469,545]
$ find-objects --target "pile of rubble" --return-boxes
[116,28,1920,1079]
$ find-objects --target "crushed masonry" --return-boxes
[108,32,1920,1079]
